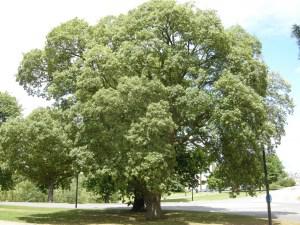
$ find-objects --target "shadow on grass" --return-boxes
[18,209,282,225]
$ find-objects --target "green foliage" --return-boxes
[265,72,294,147]
[0,108,74,197]
[207,175,225,192]
[14,0,293,218]
[17,18,89,100]
[0,180,47,202]
[84,169,118,203]
[53,175,100,203]
[266,153,286,184]
[175,147,209,189]
[0,177,101,203]
[269,178,296,190]
[125,101,176,193]
[0,92,21,190]
[0,168,14,191]
[277,177,296,187]
[0,92,21,124]
[209,153,295,191]
[168,177,185,192]
[210,71,267,194]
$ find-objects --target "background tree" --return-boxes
[0,92,21,124]
[266,153,286,184]
[0,108,73,202]
[0,92,21,191]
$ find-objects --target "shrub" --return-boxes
[277,177,296,187]
[0,180,47,202]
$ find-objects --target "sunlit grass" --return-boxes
[162,191,262,202]
[0,205,297,225]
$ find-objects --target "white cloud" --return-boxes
[193,0,300,36]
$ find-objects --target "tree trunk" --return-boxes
[144,191,162,220]
[103,194,110,203]
[131,191,145,212]
[192,188,194,201]
[200,172,202,192]
[48,183,54,203]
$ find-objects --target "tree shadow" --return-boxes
[18,208,284,225]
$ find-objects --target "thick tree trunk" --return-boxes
[48,183,54,203]
[131,191,145,212]
[144,191,162,219]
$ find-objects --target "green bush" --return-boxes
[277,177,296,187]
[0,175,106,203]
[0,180,47,202]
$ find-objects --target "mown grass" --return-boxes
[0,205,297,225]
[162,191,260,202]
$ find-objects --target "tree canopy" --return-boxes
[0,108,73,202]
[15,0,293,219]
[0,92,21,190]
[0,92,21,125]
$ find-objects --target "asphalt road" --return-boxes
[163,185,300,222]
[1,185,300,223]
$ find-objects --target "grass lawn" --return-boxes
[0,205,298,225]
[162,191,260,202]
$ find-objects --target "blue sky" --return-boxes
[249,25,300,173]
[0,0,299,172]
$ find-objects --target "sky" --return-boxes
[0,0,299,173]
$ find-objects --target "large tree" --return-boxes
[0,108,73,202]
[16,0,292,219]
[0,92,21,190]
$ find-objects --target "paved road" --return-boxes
[163,185,300,222]
[1,186,300,223]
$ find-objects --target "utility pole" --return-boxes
[262,148,272,225]
[75,172,79,209]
